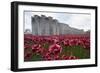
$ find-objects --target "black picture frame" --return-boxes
[11,1,98,72]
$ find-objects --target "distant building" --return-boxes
[24,29,31,34]
[31,15,85,35]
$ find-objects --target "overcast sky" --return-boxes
[24,11,91,32]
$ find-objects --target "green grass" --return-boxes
[31,54,43,61]
[61,45,90,59]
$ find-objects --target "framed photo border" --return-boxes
[11,1,98,72]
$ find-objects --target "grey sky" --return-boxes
[24,11,91,32]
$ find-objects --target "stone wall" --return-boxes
[31,15,84,35]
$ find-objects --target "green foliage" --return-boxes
[61,45,90,59]
[43,43,49,49]
[31,54,43,61]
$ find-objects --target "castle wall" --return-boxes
[31,15,84,35]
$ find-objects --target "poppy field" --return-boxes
[24,34,90,61]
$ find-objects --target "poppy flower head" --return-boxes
[49,44,62,55]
